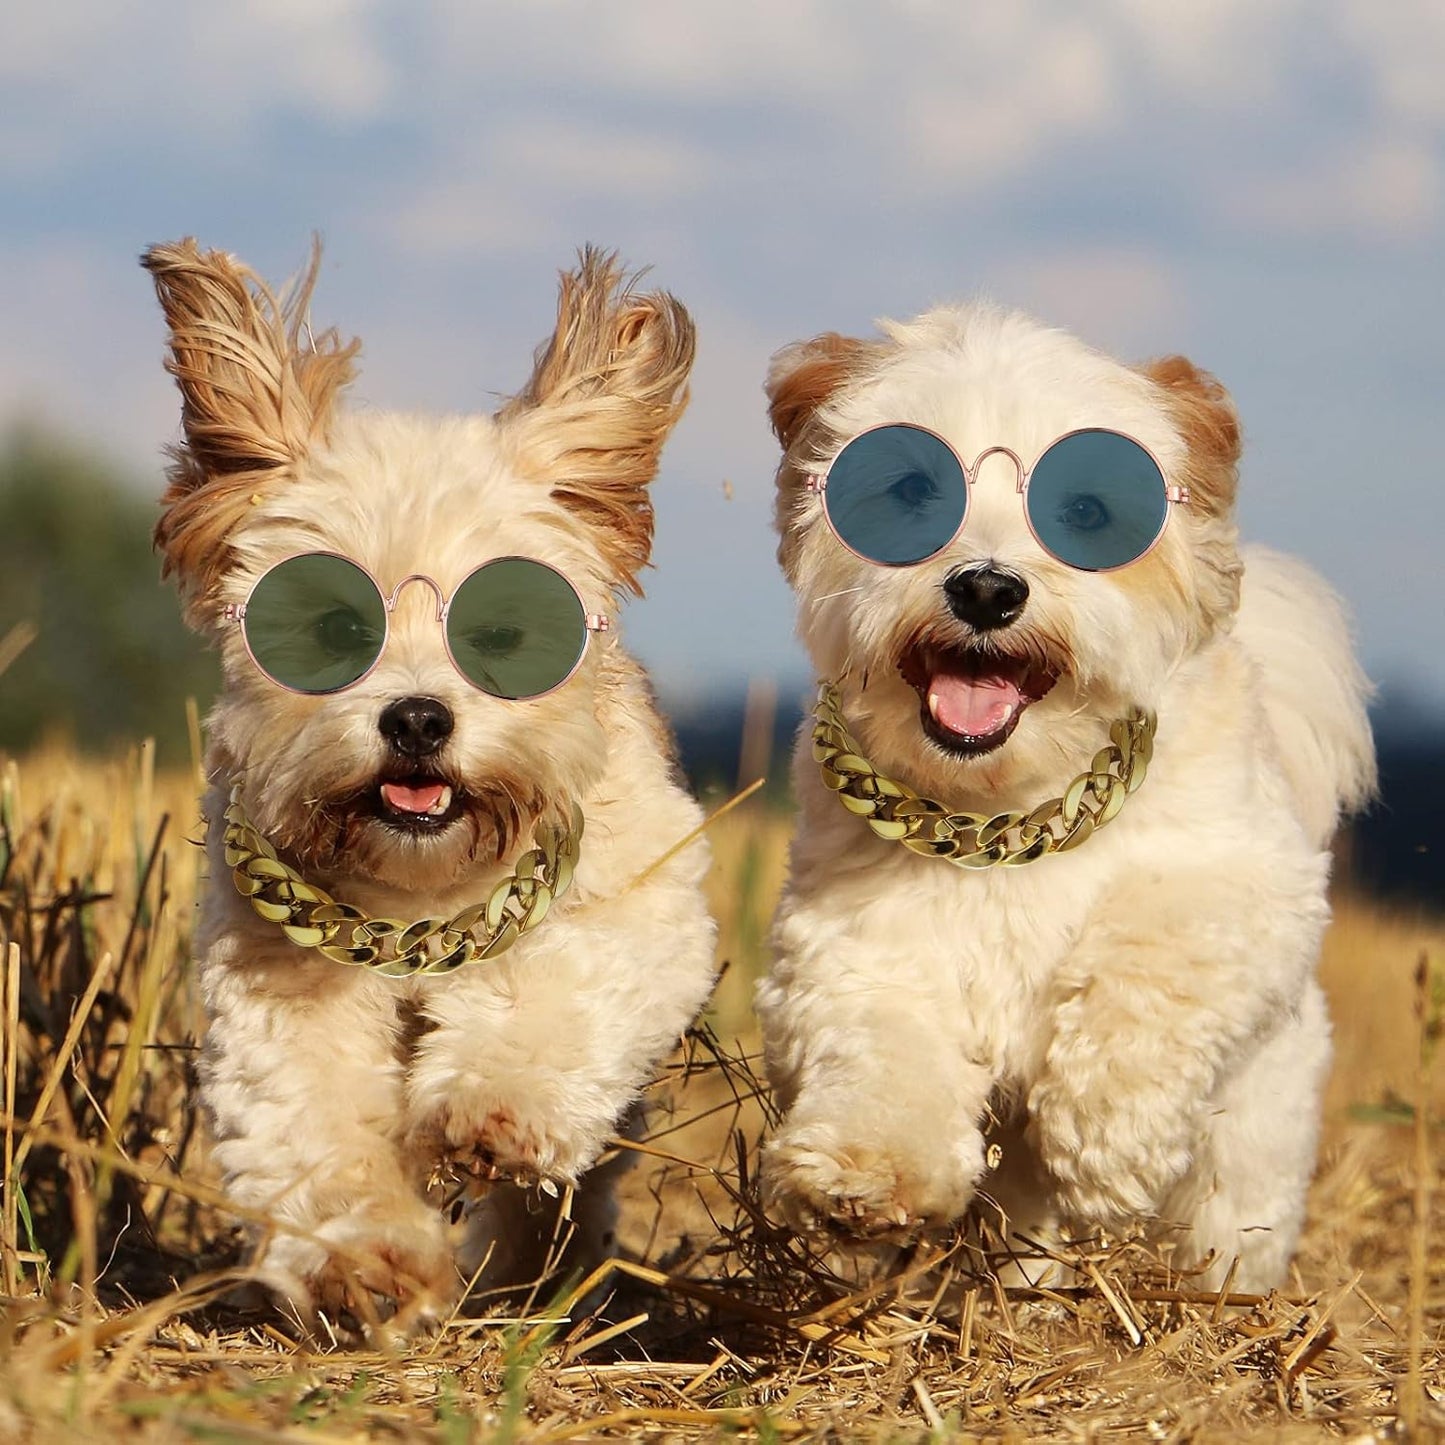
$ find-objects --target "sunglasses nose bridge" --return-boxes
[968,445,1028,494]
[385,573,448,621]
[950,447,1031,566]
[374,575,452,688]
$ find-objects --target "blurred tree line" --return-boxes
[0,425,218,764]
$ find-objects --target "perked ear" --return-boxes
[765,331,878,455]
[1140,355,1241,517]
[498,247,695,596]
[141,237,359,613]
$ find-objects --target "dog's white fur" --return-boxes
[144,241,716,1327]
[757,304,1374,1288]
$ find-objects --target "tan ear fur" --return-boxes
[766,332,881,578]
[141,237,359,611]
[765,332,878,453]
[1140,355,1241,517]
[498,247,695,596]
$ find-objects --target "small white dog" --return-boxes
[757,304,1374,1289]
[144,240,716,1328]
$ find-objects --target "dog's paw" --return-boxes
[258,1197,458,1342]
[414,1089,606,1196]
[764,1142,918,1239]
[762,1125,984,1241]
[1028,1072,1196,1228]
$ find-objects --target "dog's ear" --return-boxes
[141,238,358,615]
[498,248,695,597]
[766,332,881,578]
[1140,355,1241,517]
[766,332,877,454]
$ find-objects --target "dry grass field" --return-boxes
[0,739,1441,1442]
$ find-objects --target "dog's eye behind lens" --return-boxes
[824,426,966,565]
[1056,493,1110,532]
[886,470,940,511]
[243,553,387,692]
[447,557,588,698]
[316,606,380,657]
[1027,431,1168,570]
[464,624,525,657]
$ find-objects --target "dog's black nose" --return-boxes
[943,566,1029,631]
[378,696,454,757]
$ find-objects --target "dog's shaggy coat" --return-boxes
[757,304,1374,1288]
[144,240,717,1326]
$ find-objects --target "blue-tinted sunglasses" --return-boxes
[806,424,1189,572]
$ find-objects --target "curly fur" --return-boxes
[757,300,1375,1289]
[144,238,717,1331]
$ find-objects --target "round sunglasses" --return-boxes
[806,424,1189,572]
[223,553,610,700]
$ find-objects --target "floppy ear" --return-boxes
[765,332,881,576]
[141,237,358,616]
[498,247,695,596]
[765,331,878,454]
[1139,355,1241,517]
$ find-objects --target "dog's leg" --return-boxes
[1155,980,1332,1291]
[1026,866,1328,1285]
[757,927,997,1240]
[453,1117,633,1308]
[402,884,715,1248]
[201,949,456,1330]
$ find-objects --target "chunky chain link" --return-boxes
[222,786,583,976]
[812,682,1155,868]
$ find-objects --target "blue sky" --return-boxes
[3,1,1443,712]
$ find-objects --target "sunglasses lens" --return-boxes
[1027,430,1170,570]
[446,558,588,699]
[823,425,966,565]
[243,554,386,693]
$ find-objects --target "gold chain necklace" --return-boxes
[812,682,1155,868]
[222,786,583,976]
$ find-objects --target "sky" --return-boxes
[3,1,1443,716]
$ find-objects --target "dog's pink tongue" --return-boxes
[928,671,1023,739]
[381,781,447,814]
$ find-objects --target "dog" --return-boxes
[756,303,1375,1289]
[143,239,717,1331]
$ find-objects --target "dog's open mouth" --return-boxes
[900,644,1059,756]
[375,773,465,833]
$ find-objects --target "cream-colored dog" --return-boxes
[144,240,716,1328]
[757,304,1374,1288]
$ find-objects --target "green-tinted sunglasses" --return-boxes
[223,552,610,700]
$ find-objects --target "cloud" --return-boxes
[414,0,857,103]
[385,119,710,258]
[1223,134,1440,241]
[360,1,1445,262]
[10,1,1441,254]
[899,15,1119,189]
[990,248,1187,353]
[1336,0,1445,128]
[0,0,394,177]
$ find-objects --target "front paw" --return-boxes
[258,1197,458,1340]
[414,1088,608,1196]
[1028,1072,1195,1228]
[763,1123,984,1241]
